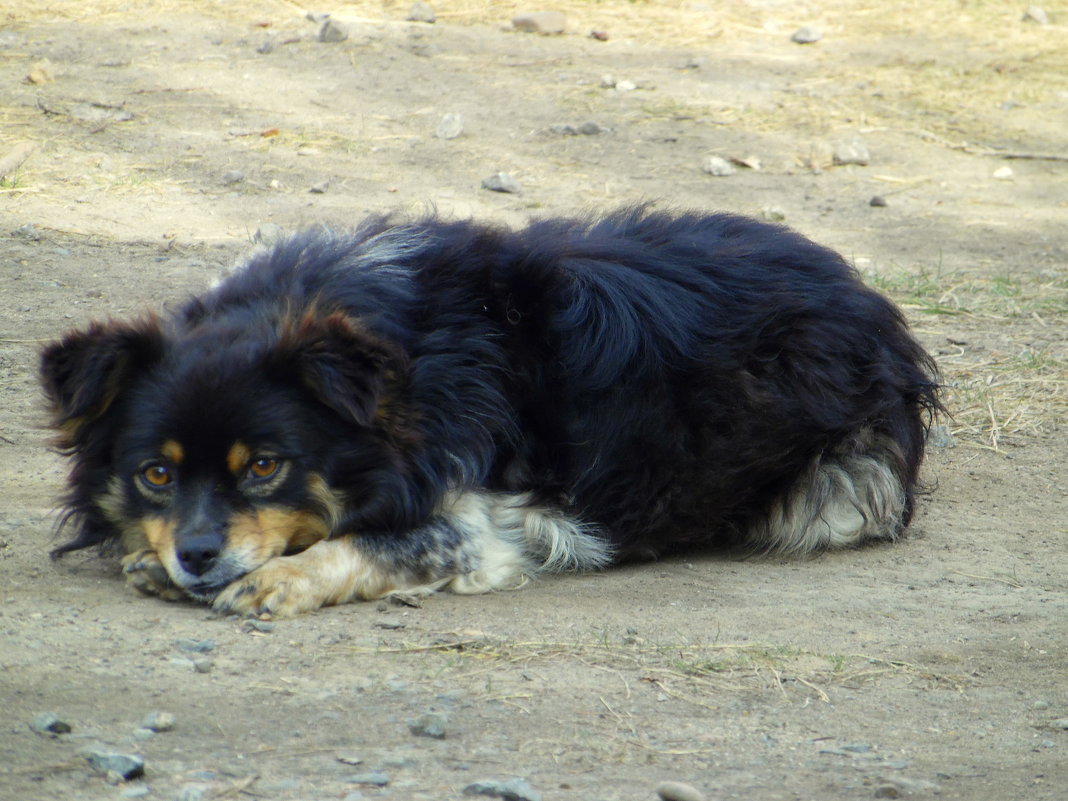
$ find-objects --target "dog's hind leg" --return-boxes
[746,432,913,554]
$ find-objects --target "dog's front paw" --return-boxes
[212,559,324,618]
[121,549,188,602]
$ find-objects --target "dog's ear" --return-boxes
[40,318,165,445]
[272,311,404,427]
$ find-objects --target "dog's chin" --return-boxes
[170,560,255,603]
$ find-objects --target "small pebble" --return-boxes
[192,656,214,673]
[176,785,208,801]
[1051,718,1068,729]
[131,728,156,742]
[435,113,464,140]
[482,172,522,194]
[833,136,870,166]
[30,712,72,736]
[656,780,706,801]
[577,121,609,135]
[82,746,145,780]
[512,12,566,35]
[463,778,542,801]
[222,170,245,185]
[614,79,637,92]
[346,771,390,786]
[408,2,436,23]
[13,223,41,241]
[253,224,285,246]
[407,711,448,739]
[869,195,888,207]
[791,27,822,44]
[993,166,1014,180]
[319,19,349,43]
[762,207,787,222]
[309,180,330,194]
[176,638,216,653]
[927,423,956,448]
[120,785,151,799]
[141,711,176,732]
[702,156,736,177]
[1023,5,1049,24]
[244,619,275,633]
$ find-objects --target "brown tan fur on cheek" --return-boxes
[226,508,331,566]
[138,516,183,577]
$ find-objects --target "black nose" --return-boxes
[176,535,222,576]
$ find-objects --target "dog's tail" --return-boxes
[746,430,920,554]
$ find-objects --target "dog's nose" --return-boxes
[176,536,221,576]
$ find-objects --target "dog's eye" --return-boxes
[248,456,280,480]
[141,464,173,488]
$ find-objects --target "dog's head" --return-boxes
[41,309,413,600]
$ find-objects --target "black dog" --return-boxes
[41,207,940,616]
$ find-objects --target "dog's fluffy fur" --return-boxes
[40,207,940,616]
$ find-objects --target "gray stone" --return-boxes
[869,195,888,207]
[833,136,870,166]
[176,785,208,801]
[657,780,706,801]
[82,746,145,780]
[346,771,390,786]
[120,785,150,799]
[512,12,566,35]
[319,19,349,43]
[1023,5,1049,24]
[927,424,956,448]
[141,711,176,732]
[791,27,822,44]
[407,710,448,739]
[463,778,542,801]
[435,113,464,139]
[482,172,522,194]
[192,656,214,673]
[30,712,72,736]
[1051,718,1068,729]
[702,156,736,177]
[254,224,285,246]
[222,170,245,185]
[408,2,436,23]
[577,121,609,135]
[176,638,216,653]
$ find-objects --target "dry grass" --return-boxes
[332,631,972,708]
[868,265,1068,447]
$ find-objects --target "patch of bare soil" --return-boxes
[1,2,1066,800]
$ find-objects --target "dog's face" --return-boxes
[41,309,411,599]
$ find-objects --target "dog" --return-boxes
[41,207,940,617]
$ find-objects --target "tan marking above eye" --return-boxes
[160,439,185,465]
[226,441,252,476]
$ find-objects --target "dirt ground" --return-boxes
[2,2,1067,799]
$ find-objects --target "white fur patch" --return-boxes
[437,490,611,594]
[749,446,907,553]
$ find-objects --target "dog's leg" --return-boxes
[212,490,609,616]
[211,538,411,617]
[748,433,910,553]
